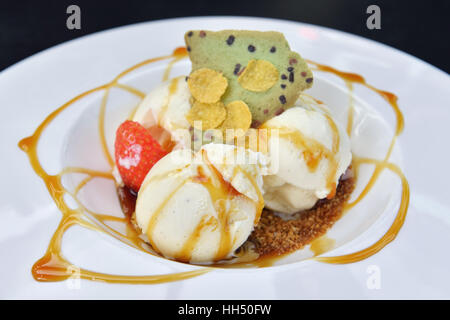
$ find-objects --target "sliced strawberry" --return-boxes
[114,120,168,192]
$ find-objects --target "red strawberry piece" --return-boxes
[114,120,168,192]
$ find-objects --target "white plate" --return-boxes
[1,17,449,299]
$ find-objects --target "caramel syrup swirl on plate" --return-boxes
[307,60,409,264]
[18,47,409,284]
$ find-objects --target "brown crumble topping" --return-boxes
[248,176,355,256]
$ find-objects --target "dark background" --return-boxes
[0,0,449,73]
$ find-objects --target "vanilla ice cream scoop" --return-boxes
[135,143,268,263]
[132,75,192,148]
[261,95,352,214]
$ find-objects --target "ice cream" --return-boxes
[260,95,352,214]
[135,143,268,263]
[132,75,192,148]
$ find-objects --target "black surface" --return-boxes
[0,0,449,73]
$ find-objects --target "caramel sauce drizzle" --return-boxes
[157,76,180,126]
[345,82,355,137]
[144,179,188,254]
[310,235,336,256]
[260,124,340,198]
[308,60,409,264]
[175,215,218,262]
[200,152,237,261]
[259,93,342,199]
[19,47,210,283]
[18,47,409,284]
[239,168,265,225]
[143,149,264,263]
[199,151,264,261]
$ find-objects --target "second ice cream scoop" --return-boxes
[261,95,352,214]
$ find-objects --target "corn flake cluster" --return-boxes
[186,67,254,134]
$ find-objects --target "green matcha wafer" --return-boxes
[185,30,313,125]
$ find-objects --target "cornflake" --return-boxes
[220,100,252,137]
[186,100,226,130]
[187,68,228,103]
[238,59,279,92]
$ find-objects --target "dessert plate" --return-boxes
[1,17,449,299]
